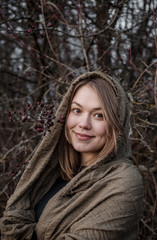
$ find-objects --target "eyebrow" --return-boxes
[71,101,102,111]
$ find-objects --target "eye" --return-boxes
[94,113,104,119]
[72,108,81,114]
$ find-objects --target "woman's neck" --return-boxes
[81,152,97,167]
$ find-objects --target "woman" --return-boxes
[0,71,144,240]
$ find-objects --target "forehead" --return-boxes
[72,84,103,108]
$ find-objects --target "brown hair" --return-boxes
[58,76,124,180]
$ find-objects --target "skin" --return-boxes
[66,84,107,166]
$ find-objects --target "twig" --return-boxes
[137,118,157,127]
[40,0,59,60]
[78,5,90,71]
[0,142,39,197]
[1,137,37,161]
[140,218,156,235]
[154,68,157,111]
[132,61,157,89]
[30,46,75,76]
[46,1,76,28]
[138,165,157,173]
[131,126,154,152]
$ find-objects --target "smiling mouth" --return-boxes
[75,132,94,141]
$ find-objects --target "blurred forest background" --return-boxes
[0,0,157,239]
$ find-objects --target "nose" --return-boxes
[79,113,91,130]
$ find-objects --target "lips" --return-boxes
[75,132,94,141]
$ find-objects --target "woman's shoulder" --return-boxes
[102,158,142,181]
[96,158,144,198]
[99,159,143,204]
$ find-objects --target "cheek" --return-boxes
[94,122,106,136]
[66,114,76,130]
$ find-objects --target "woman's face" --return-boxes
[66,84,107,165]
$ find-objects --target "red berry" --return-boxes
[22,116,28,122]
[49,104,54,109]
[37,128,43,132]
[60,115,65,120]
[40,33,46,38]
[12,172,16,176]
[47,23,53,27]
[40,119,45,123]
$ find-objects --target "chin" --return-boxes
[72,144,89,152]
